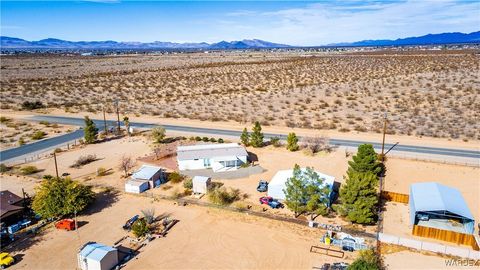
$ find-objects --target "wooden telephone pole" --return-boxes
[53,151,59,179]
[103,107,108,134]
[380,112,388,161]
[115,99,121,134]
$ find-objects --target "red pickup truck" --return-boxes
[55,219,76,231]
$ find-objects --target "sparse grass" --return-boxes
[1,51,478,140]
[71,154,97,168]
[20,165,41,175]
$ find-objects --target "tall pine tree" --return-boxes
[240,128,250,146]
[338,171,378,224]
[338,144,380,224]
[250,121,264,147]
[347,144,382,176]
[283,164,307,217]
[84,116,98,144]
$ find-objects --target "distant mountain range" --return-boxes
[1,31,479,50]
[0,37,290,50]
[329,31,480,46]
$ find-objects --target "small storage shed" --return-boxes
[125,179,149,194]
[409,182,475,234]
[192,176,211,194]
[268,169,335,201]
[131,165,165,189]
[78,242,118,270]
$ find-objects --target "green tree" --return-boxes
[286,132,299,151]
[347,249,381,270]
[84,116,98,144]
[151,126,166,143]
[240,127,250,146]
[249,121,264,147]
[123,116,130,136]
[283,164,307,217]
[32,176,95,219]
[338,171,378,224]
[304,170,330,220]
[131,218,149,237]
[348,144,382,176]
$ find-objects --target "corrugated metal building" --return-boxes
[409,182,475,234]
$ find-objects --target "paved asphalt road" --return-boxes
[0,115,479,162]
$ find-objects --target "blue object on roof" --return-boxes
[79,242,116,261]
[131,165,162,180]
[409,182,475,234]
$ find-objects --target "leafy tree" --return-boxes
[348,249,382,270]
[284,165,330,219]
[240,128,250,146]
[84,116,98,144]
[348,144,382,176]
[338,171,378,224]
[131,218,149,238]
[250,121,264,147]
[119,155,136,177]
[304,170,331,220]
[151,126,166,143]
[286,132,299,151]
[283,164,307,217]
[32,177,94,219]
[123,116,130,136]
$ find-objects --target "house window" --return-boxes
[225,160,236,167]
[204,159,211,167]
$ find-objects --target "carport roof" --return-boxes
[410,182,474,221]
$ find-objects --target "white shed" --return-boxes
[192,176,211,194]
[131,165,165,189]
[268,169,335,201]
[125,179,149,194]
[78,242,118,270]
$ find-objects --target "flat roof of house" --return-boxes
[131,165,163,180]
[177,143,248,161]
[79,242,116,261]
[410,182,474,221]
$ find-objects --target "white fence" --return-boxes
[379,233,480,260]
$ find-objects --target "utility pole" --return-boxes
[380,112,388,162]
[376,112,388,256]
[103,106,108,134]
[53,151,59,179]
[115,99,121,134]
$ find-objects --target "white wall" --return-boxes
[125,181,149,194]
[178,159,206,170]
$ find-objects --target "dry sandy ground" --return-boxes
[2,51,479,140]
[3,109,479,151]
[383,250,479,270]
[0,115,75,150]
[7,134,478,234]
[7,194,354,270]
[384,159,480,223]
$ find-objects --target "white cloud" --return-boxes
[230,0,480,46]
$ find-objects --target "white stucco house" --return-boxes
[268,168,335,201]
[177,143,248,172]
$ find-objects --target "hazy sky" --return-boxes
[1,0,479,46]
